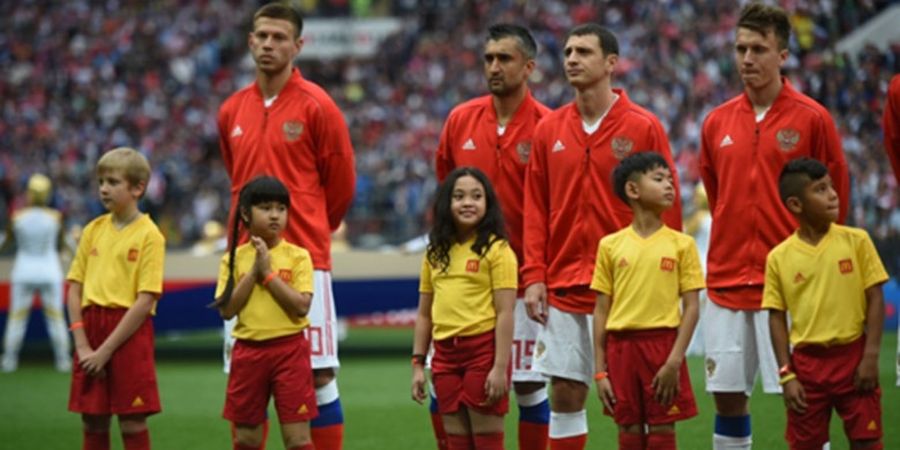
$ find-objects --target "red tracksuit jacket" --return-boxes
[884,74,900,185]
[700,78,849,309]
[436,90,551,264]
[523,89,683,314]
[218,68,356,270]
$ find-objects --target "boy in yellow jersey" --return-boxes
[763,158,887,450]
[591,152,704,450]
[66,147,165,450]
[215,176,317,450]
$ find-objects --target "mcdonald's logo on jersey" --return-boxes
[838,259,853,274]
[278,269,293,283]
[659,257,676,272]
[127,248,139,262]
[465,259,480,273]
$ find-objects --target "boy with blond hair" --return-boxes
[764,158,886,450]
[67,147,165,450]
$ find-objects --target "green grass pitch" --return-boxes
[1,328,896,449]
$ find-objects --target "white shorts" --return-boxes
[223,270,340,373]
[532,306,593,386]
[703,300,781,395]
[512,299,546,383]
[306,270,340,370]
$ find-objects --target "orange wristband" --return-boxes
[778,364,792,377]
[411,354,426,367]
[594,371,609,381]
[261,271,278,286]
[69,321,84,331]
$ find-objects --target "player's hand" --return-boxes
[411,366,427,404]
[595,377,616,412]
[78,346,111,377]
[250,236,271,280]
[782,379,808,414]
[481,366,508,406]
[854,355,879,392]
[524,283,548,325]
[651,361,680,405]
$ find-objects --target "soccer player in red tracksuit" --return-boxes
[523,24,682,450]
[698,4,849,449]
[435,24,552,450]
[217,4,355,450]
[884,74,900,387]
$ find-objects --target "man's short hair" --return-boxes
[612,152,670,204]
[97,147,151,187]
[487,23,537,60]
[737,2,791,50]
[566,23,619,56]
[254,2,304,38]
[778,158,828,205]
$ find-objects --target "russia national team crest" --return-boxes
[282,121,304,142]
[611,136,634,159]
[516,141,531,163]
[776,128,800,151]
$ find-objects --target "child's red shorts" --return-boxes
[224,331,318,425]
[69,306,161,416]
[431,329,509,416]
[605,328,697,425]
[787,337,882,450]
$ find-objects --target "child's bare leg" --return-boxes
[618,424,644,450]
[233,423,266,448]
[647,423,677,449]
[82,414,111,450]
[442,408,474,450]
[469,409,504,449]
[119,414,150,450]
[849,439,881,449]
[280,421,312,448]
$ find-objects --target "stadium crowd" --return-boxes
[0,0,897,269]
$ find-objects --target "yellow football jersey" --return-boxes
[420,237,517,340]
[215,240,314,341]
[591,225,705,331]
[762,224,888,345]
[67,214,165,313]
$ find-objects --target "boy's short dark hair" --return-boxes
[566,23,619,56]
[254,2,303,38]
[738,2,791,50]
[778,157,828,205]
[612,152,670,204]
[487,23,537,60]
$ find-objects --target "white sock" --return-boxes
[316,379,340,405]
[549,410,587,439]
[516,386,548,407]
[713,433,752,449]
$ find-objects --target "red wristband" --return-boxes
[261,271,278,286]
[69,321,84,331]
[594,371,609,381]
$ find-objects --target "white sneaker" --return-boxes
[0,357,17,373]
[55,358,72,372]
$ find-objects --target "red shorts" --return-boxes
[431,330,509,416]
[69,306,160,416]
[224,332,318,425]
[605,328,697,425]
[787,338,882,449]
